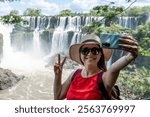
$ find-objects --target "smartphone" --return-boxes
[100,33,123,49]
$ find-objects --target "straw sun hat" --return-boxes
[69,34,112,65]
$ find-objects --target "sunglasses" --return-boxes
[80,47,101,56]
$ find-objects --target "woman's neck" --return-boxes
[82,66,101,77]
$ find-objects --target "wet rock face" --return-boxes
[0,68,26,90]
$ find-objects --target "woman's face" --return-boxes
[80,44,102,68]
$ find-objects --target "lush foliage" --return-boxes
[0,0,149,99]
[125,6,150,16]
[0,10,22,24]
[23,8,42,16]
[9,10,19,16]
[135,21,150,56]
[58,9,74,16]
[118,65,150,99]
[82,22,134,34]
[90,5,124,18]
[0,15,22,24]
[0,8,43,24]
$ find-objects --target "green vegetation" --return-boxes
[90,5,124,17]
[0,0,149,99]
[23,8,42,16]
[58,9,74,16]
[0,8,43,24]
[1,15,22,24]
[118,65,150,99]
[125,6,150,16]
[82,22,133,34]
[0,10,22,24]
[136,21,150,56]
[0,0,149,58]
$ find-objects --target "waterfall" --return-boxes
[1,15,149,68]
[43,16,82,64]
[0,22,46,70]
[118,17,138,30]
[33,30,42,58]
[0,23,13,67]
[1,16,149,100]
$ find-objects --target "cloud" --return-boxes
[69,0,133,13]
[132,0,150,6]
[27,0,60,15]
[107,0,150,6]
[0,0,149,16]
[29,0,150,15]
[70,0,101,13]
[0,2,12,15]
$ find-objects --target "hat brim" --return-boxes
[70,43,112,65]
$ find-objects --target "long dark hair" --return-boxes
[97,49,107,71]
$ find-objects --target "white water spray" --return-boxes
[0,23,46,71]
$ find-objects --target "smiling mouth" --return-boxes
[85,57,96,60]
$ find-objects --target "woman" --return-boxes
[53,34,138,100]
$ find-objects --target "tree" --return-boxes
[58,9,73,16]
[126,6,150,16]
[0,10,22,24]
[10,10,19,16]
[23,8,42,16]
[82,0,137,34]
[90,5,124,17]
[136,21,150,56]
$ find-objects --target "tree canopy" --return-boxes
[58,9,73,16]
[23,8,42,16]
[0,10,22,24]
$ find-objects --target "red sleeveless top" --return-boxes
[66,69,105,100]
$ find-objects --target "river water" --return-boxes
[0,63,73,100]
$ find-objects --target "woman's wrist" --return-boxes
[124,56,131,63]
[125,53,136,63]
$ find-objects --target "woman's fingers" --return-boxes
[54,63,63,74]
[119,44,138,51]
[119,36,139,58]
[57,54,67,66]
[61,57,67,66]
[58,54,60,65]
[119,36,138,52]
[54,54,67,75]
[119,43,138,58]
[119,37,138,46]
[54,63,62,70]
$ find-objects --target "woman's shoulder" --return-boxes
[67,68,82,81]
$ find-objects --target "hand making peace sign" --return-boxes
[54,54,67,76]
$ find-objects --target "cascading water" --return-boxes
[0,15,149,99]
[118,17,138,30]
[0,22,53,100]
[43,16,84,65]
[0,23,46,71]
[0,23,13,68]
[32,30,43,58]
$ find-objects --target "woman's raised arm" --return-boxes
[102,36,138,93]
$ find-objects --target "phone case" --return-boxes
[100,33,122,49]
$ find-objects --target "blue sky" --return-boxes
[0,0,150,16]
